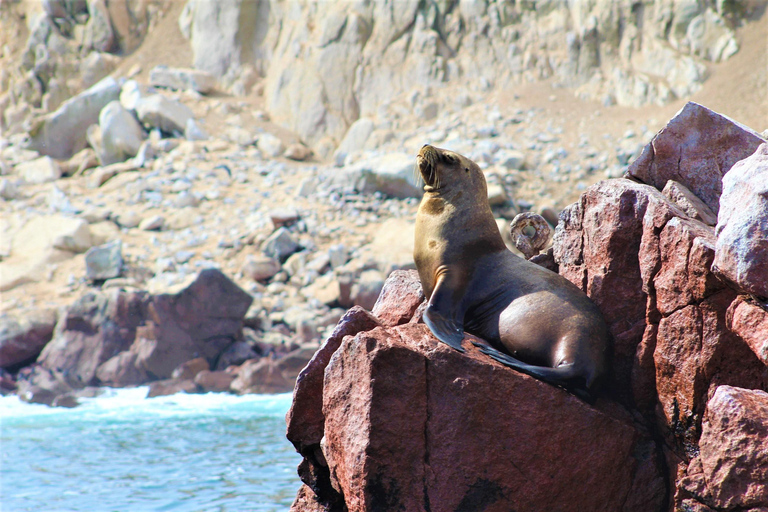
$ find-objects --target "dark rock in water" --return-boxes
[214,341,260,371]
[0,308,58,370]
[171,357,209,380]
[230,358,294,394]
[36,289,148,388]
[147,378,198,398]
[194,370,235,393]
[626,101,766,215]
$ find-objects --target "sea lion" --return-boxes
[414,144,609,396]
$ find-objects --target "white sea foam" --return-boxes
[0,387,294,422]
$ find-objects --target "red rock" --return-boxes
[230,357,294,394]
[291,322,665,511]
[728,295,768,365]
[286,306,381,450]
[95,350,147,386]
[713,143,768,298]
[553,179,684,403]
[36,289,147,386]
[194,370,235,393]
[698,386,768,509]
[654,217,723,316]
[146,378,199,398]
[626,101,766,215]
[370,269,424,327]
[662,180,718,226]
[654,290,768,455]
[133,269,252,379]
[171,357,209,380]
[0,308,57,369]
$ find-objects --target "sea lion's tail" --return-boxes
[471,341,596,403]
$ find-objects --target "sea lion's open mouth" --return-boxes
[417,144,440,189]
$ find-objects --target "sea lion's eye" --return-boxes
[464,167,469,172]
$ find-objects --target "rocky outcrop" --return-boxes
[287,271,666,511]
[288,105,768,510]
[19,269,253,400]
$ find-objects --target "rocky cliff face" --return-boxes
[176,0,759,148]
[286,103,768,511]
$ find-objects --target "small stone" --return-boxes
[52,218,93,253]
[184,118,209,141]
[242,255,281,282]
[284,143,312,161]
[256,133,284,158]
[269,207,300,227]
[135,94,194,134]
[116,211,141,228]
[487,183,509,206]
[0,179,18,200]
[328,244,348,269]
[85,239,123,281]
[261,227,299,262]
[139,215,164,231]
[17,156,61,184]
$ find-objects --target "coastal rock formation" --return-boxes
[287,271,666,511]
[288,106,768,510]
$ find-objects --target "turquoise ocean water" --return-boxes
[0,388,301,511]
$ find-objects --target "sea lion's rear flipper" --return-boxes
[471,341,593,401]
[424,274,466,352]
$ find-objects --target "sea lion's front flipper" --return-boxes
[424,274,466,352]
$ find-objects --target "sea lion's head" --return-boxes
[416,145,486,198]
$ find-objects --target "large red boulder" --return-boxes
[626,101,766,215]
[290,321,665,511]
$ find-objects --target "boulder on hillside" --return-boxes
[26,76,122,159]
[135,94,194,135]
[333,153,423,199]
[98,100,145,165]
[0,309,58,370]
[149,65,217,94]
[626,101,766,215]
[713,143,768,298]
